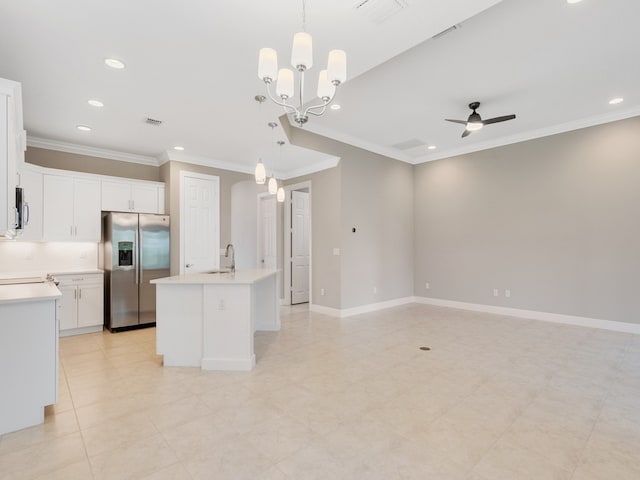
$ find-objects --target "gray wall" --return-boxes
[26,147,160,181]
[414,116,640,324]
[285,121,415,311]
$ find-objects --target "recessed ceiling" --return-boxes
[0,0,637,175]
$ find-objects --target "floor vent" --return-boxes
[145,117,163,126]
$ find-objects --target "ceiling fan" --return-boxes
[446,102,516,138]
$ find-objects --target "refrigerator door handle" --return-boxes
[138,226,143,286]
[135,226,140,285]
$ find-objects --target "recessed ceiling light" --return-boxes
[567,0,583,4]
[76,125,92,132]
[88,99,104,108]
[104,58,125,69]
[427,145,437,150]
[330,104,341,110]
[173,146,185,151]
[609,97,624,105]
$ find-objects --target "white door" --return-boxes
[291,191,310,304]
[182,173,219,273]
[259,196,277,269]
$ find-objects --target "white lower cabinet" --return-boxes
[56,273,103,336]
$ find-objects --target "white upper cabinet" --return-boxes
[43,174,100,242]
[101,179,164,214]
[0,78,26,238]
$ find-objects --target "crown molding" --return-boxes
[415,106,640,163]
[165,150,255,175]
[301,123,416,164]
[27,136,159,166]
[281,156,341,180]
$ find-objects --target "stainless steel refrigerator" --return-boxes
[103,212,170,331]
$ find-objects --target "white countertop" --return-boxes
[151,269,278,285]
[0,269,103,280]
[0,282,62,305]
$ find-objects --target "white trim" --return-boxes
[283,180,312,307]
[310,297,415,318]
[27,136,159,166]
[414,296,640,335]
[165,150,256,175]
[280,157,341,180]
[303,108,640,166]
[201,355,255,371]
[416,107,640,163]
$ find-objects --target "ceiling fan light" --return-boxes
[327,50,347,85]
[276,68,294,99]
[258,48,278,82]
[466,122,483,131]
[317,70,335,100]
[291,32,313,70]
[277,187,285,203]
[268,177,278,195]
[254,159,266,185]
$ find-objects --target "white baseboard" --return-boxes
[201,355,256,371]
[414,296,640,334]
[310,295,640,334]
[310,297,415,318]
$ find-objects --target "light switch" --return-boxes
[333,248,340,256]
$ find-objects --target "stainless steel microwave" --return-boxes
[15,187,29,230]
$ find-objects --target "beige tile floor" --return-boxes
[1,303,639,479]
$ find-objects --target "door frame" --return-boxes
[256,192,277,269]
[179,170,220,275]
[283,180,312,306]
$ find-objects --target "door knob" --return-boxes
[186,264,193,268]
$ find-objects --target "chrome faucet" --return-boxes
[225,243,235,273]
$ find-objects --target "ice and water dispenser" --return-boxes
[118,241,134,267]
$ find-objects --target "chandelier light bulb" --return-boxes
[276,69,294,99]
[277,187,285,203]
[268,177,278,195]
[291,32,313,70]
[327,50,347,85]
[317,70,335,101]
[258,48,278,82]
[254,159,266,185]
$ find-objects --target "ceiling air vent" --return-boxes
[145,117,163,126]
[392,138,425,150]
[432,24,461,40]
[353,0,409,24]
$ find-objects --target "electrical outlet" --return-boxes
[493,288,499,297]
[320,288,325,296]
[425,282,430,290]
[505,289,511,298]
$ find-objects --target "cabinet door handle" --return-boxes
[78,288,82,300]
[74,289,77,300]
[70,225,73,236]
[75,226,78,236]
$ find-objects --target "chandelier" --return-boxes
[257,0,347,126]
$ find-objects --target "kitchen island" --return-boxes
[151,269,279,371]
[0,280,61,435]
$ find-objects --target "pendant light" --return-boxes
[276,141,285,203]
[254,95,267,184]
[266,122,278,193]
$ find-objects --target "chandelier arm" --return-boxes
[305,105,329,117]
[264,82,301,115]
[298,69,305,116]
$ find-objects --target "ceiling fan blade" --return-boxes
[445,119,468,125]
[482,114,516,125]
[461,129,472,138]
